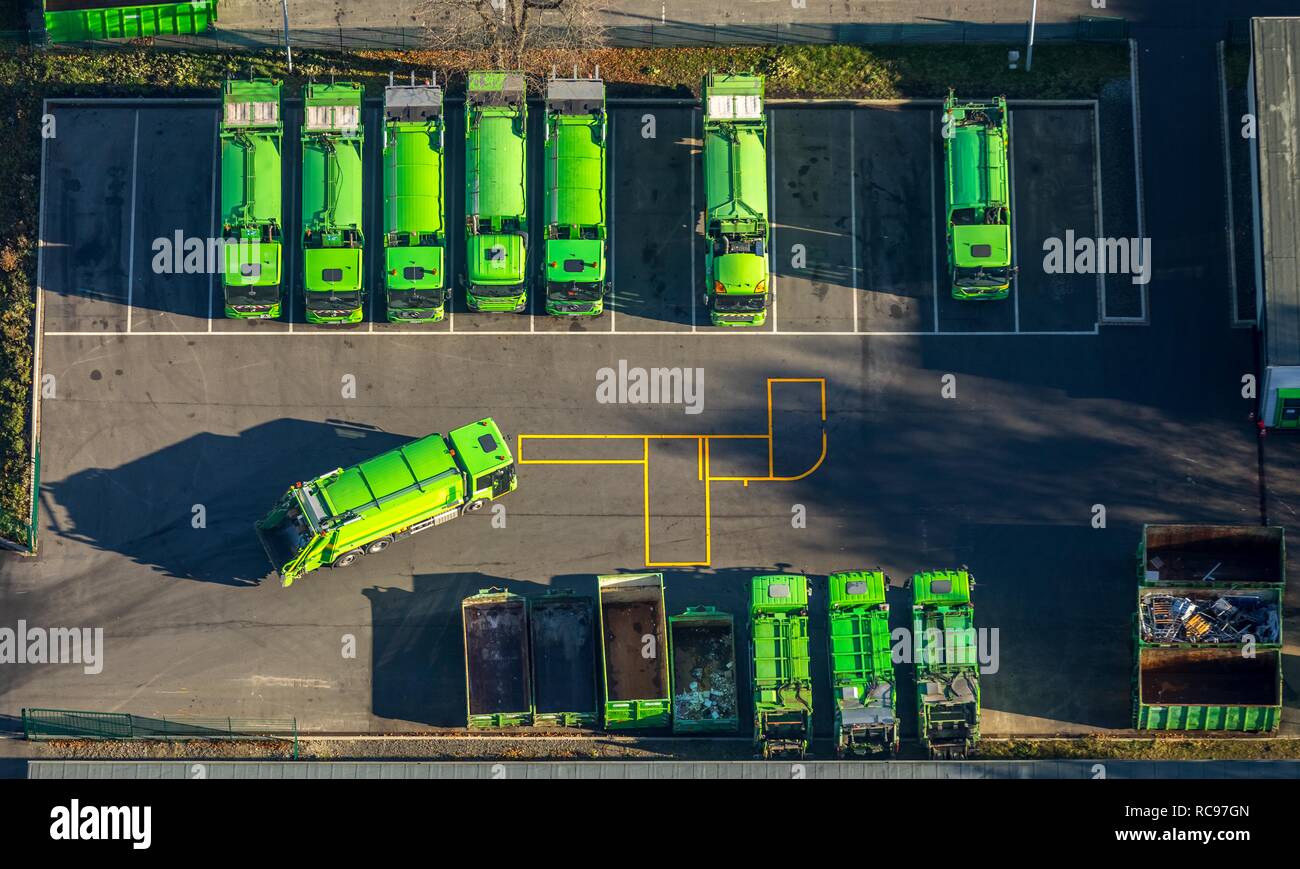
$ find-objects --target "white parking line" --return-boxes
[608,118,616,332]
[769,109,778,334]
[930,109,939,334]
[208,116,218,329]
[125,110,140,334]
[690,108,698,333]
[1009,111,1021,333]
[850,111,859,334]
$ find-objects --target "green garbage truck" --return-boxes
[543,75,608,316]
[943,89,1014,300]
[750,574,812,758]
[669,606,738,734]
[702,72,770,327]
[465,71,529,313]
[43,0,217,43]
[913,569,981,758]
[256,419,517,587]
[383,75,448,322]
[302,81,365,324]
[530,590,599,727]
[463,588,533,727]
[828,570,898,757]
[597,573,671,729]
[220,78,284,319]
[1134,524,1285,732]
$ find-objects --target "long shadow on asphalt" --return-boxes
[44,418,411,587]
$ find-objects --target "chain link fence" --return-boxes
[22,708,300,756]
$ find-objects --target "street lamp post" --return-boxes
[1026,0,1038,72]
[282,0,294,74]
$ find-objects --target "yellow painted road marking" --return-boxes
[518,377,827,566]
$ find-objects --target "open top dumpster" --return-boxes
[529,590,598,727]
[597,573,671,729]
[828,570,898,757]
[1138,524,1285,586]
[750,575,812,758]
[1133,524,1285,732]
[669,607,738,734]
[462,588,532,727]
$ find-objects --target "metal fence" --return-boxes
[22,709,299,757]
[5,16,1129,53]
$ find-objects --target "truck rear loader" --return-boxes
[828,570,898,757]
[597,573,671,729]
[220,78,284,319]
[669,606,738,734]
[529,590,599,727]
[750,574,812,758]
[702,72,770,327]
[463,588,533,727]
[543,75,608,316]
[943,89,1013,300]
[913,569,981,758]
[383,76,448,322]
[465,71,529,312]
[1134,524,1285,731]
[302,82,365,324]
[256,419,517,587]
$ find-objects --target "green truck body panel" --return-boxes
[220,78,284,319]
[1133,524,1285,733]
[828,571,898,757]
[912,570,981,758]
[750,575,812,757]
[383,82,447,323]
[255,419,517,587]
[301,82,365,324]
[44,0,217,43]
[544,78,608,316]
[943,90,1013,300]
[463,588,533,727]
[465,71,529,312]
[669,606,738,734]
[597,573,671,729]
[529,591,599,727]
[703,72,770,327]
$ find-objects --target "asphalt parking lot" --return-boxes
[4,97,1293,742]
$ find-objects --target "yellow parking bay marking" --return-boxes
[518,377,827,567]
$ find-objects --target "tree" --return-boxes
[416,0,608,68]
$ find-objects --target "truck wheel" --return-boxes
[464,499,486,513]
[332,549,363,569]
[365,538,392,555]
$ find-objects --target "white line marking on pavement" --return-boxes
[769,108,778,334]
[126,110,140,334]
[46,328,1098,338]
[1091,100,1105,327]
[850,110,859,334]
[1009,110,1021,333]
[690,108,698,333]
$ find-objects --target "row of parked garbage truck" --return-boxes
[218,71,1015,325]
[462,570,982,759]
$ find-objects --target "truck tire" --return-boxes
[365,538,392,555]
[464,499,486,513]
[333,549,363,569]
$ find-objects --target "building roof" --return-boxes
[1254,18,1300,366]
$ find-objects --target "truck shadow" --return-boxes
[365,573,552,727]
[44,418,411,586]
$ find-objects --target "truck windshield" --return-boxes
[954,267,1010,287]
[307,291,362,309]
[715,295,766,313]
[547,281,602,302]
[388,288,445,309]
[472,283,523,298]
